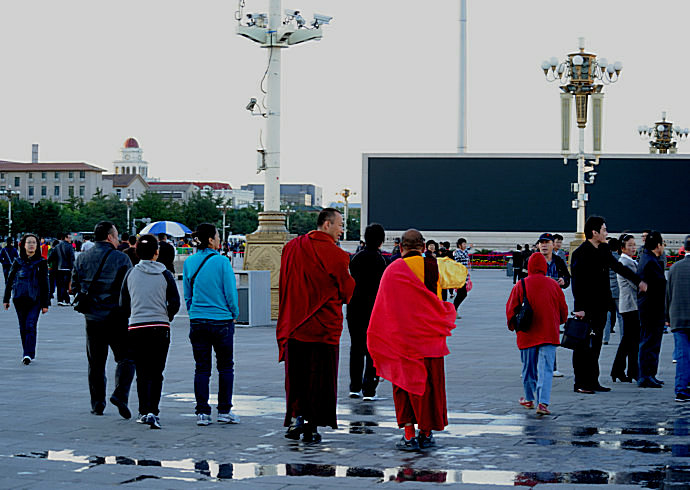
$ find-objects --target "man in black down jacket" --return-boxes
[637,230,667,388]
[346,223,388,400]
[71,221,134,418]
[571,217,646,394]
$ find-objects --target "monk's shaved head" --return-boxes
[400,229,425,253]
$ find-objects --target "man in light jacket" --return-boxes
[666,234,690,402]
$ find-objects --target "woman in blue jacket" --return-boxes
[3,233,50,365]
[183,223,239,426]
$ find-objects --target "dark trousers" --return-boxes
[572,311,606,389]
[513,269,521,284]
[189,319,235,415]
[347,317,379,396]
[284,338,339,429]
[85,318,135,412]
[453,285,468,310]
[129,327,170,416]
[56,270,71,303]
[48,270,56,299]
[639,312,664,380]
[2,265,10,283]
[611,311,640,380]
[15,301,40,359]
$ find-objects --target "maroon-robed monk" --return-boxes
[276,208,355,443]
[368,229,456,451]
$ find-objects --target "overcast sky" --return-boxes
[1,0,689,203]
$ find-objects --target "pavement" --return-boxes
[0,269,689,488]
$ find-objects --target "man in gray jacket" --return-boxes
[72,221,134,418]
[666,235,690,402]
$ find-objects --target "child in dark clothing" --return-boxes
[120,234,180,429]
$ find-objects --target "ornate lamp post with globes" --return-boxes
[541,37,622,240]
[638,112,688,154]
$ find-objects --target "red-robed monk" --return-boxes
[277,208,355,443]
[368,229,457,451]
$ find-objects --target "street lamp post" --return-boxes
[217,202,230,243]
[542,38,622,240]
[121,190,133,236]
[336,188,356,241]
[5,187,20,238]
[638,112,688,154]
[238,2,333,319]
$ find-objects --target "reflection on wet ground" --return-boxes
[10,450,690,486]
[523,438,690,456]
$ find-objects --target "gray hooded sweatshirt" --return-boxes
[120,260,180,327]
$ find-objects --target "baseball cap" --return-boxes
[538,233,554,242]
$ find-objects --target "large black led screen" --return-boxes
[366,155,690,233]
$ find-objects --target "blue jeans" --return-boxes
[15,302,41,359]
[189,319,235,415]
[674,331,690,396]
[520,344,556,405]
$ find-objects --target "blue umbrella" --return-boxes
[140,221,192,237]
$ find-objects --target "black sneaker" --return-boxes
[302,427,322,443]
[285,416,305,440]
[396,435,420,452]
[90,401,106,416]
[110,396,131,419]
[147,414,161,429]
[676,392,690,402]
[417,432,436,449]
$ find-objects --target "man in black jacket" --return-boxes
[346,223,388,400]
[637,230,667,388]
[72,221,134,418]
[157,233,176,274]
[571,217,647,394]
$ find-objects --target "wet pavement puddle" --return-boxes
[9,451,690,486]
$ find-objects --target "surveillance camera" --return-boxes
[246,98,257,111]
[285,9,300,17]
[312,13,332,26]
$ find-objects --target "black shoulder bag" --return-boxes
[514,277,533,332]
[73,249,113,314]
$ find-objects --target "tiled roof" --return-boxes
[0,160,106,172]
[102,174,147,187]
[149,181,232,190]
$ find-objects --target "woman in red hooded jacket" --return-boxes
[506,252,568,415]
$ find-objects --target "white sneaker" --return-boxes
[136,413,149,424]
[22,356,31,365]
[217,411,240,424]
[196,413,212,426]
[362,395,381,401]
[553,371,564,377]
[349,391,362,399]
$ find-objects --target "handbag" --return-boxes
[466,276,473,292]
[514,277,533,332]
[73,249,113,314]
[561,316,591,350]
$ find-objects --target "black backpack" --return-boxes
[12,259,40,304]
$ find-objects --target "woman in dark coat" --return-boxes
[3,233,50,365]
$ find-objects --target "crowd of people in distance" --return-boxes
[2,210,689,454]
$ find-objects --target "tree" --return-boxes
[182,191,221,231]
[132,191,180,228]
[227,207,259,235]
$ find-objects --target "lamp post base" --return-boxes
[243,212,290,320]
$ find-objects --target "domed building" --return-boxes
[113,137,149,179]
